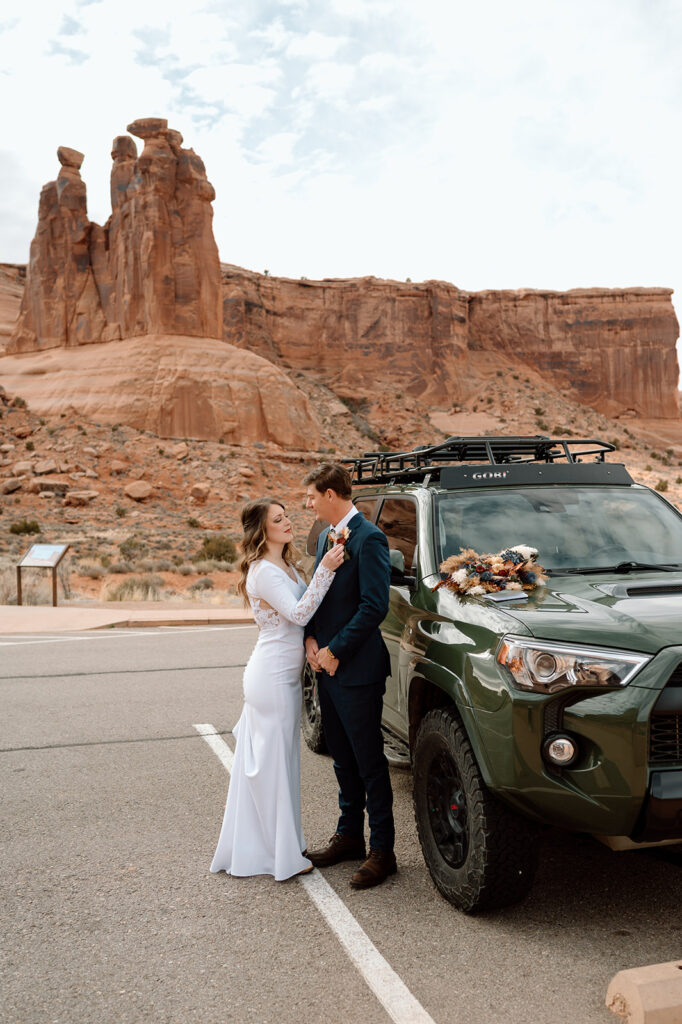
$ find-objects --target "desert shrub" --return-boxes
[25,440,34,452]
[154,558,174,572]
[187,517,201,529]
[108,560,134,574]
[0,566,54,605]
[193,558,235,574]
[74,560,105,579]
[118,535,148,561]
[189,577,214,591]
[9,519,40,536]
[178,563,195,576]
[655,479,669,492]
[12,396,27,408]
[105,574,163,601]
[645,465,652,472]
[676,477,682,485]
[534,407,544,416]
[194,534,237,563]
[137,557,155,572]
[100,554,111,568]
[115,506,127,518]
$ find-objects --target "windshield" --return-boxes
[435,485,682,572]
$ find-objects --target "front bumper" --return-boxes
[633,770,682,841]
[466,644,682,838]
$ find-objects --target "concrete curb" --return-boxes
[606,961,682,1022]
[0,605,254,634]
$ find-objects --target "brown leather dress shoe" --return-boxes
[306,832,367,868]
[349,850,397,889]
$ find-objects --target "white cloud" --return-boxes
[285,30,347,60]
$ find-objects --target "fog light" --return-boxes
[543,733,578,767]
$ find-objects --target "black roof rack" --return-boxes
[342,435,616,485]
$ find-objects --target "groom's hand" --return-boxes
[317,646,339,676]
[305,636,322,672]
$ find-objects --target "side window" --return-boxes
[354,497,378,522]
[376,498,418,573]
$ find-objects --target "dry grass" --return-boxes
[0,566,58,606]
[103,575,165,602]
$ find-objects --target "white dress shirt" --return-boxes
[329,504,360,537]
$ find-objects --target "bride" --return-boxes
[210,497,345,881]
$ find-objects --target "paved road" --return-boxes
[1,626,680,1024]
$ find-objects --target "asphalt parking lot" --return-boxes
[1,625,681,1024]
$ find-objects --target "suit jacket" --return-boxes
[305,512,391,687]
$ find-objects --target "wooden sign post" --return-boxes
[16,544,70,607]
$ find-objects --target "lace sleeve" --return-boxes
[250,562,335,626]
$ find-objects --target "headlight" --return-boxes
[496,636,650,694]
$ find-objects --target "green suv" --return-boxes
[302,436,682,913]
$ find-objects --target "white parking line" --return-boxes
[193,723,436,1024]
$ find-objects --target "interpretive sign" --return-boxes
[17,544,70,606]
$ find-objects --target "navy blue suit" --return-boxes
[305,512,395,851]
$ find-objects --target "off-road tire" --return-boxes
[301,662,326,753]
[413,707,539,913]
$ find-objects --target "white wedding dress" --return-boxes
[210,559,335,881]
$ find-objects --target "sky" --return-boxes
[1,0,681,348]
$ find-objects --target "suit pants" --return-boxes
[318,673,395,852]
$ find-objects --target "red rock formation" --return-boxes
[9,119,222,354]
[222,265,470,404]
[6,122,679,423]
[221,266,680,419]
[467,288,680,419]
[0,335,320,447]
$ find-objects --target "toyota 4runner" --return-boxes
[302,436,682,913]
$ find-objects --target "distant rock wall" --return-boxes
[221,267,680,419]
[222,265,469,404]
[9,119,222,354]
[467,288,680,419]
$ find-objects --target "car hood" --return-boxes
[501,571,682,655]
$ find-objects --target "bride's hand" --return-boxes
[321,542,345,571]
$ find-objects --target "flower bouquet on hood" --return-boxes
[435,545,548,596]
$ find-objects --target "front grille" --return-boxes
[650,714,682,763]
[649,663,682,764]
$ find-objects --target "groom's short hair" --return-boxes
[304,463,352,499]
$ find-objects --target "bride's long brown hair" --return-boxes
[236,497,301,606]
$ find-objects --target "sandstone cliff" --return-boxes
[221,265,679,420]
[0,335,320,448]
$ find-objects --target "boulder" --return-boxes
[0,477,23,494]
[34,459,58,475]
[124,480,153,501]
[190,482,211,501]
[64,489,99,506]
[12,460,34,475]
[110,460,127,475]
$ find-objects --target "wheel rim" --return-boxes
[302,665,321,732]
[426,747,468,868]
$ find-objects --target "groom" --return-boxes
[303,463,396,888]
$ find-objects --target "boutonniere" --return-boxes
[327,526,351,561]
